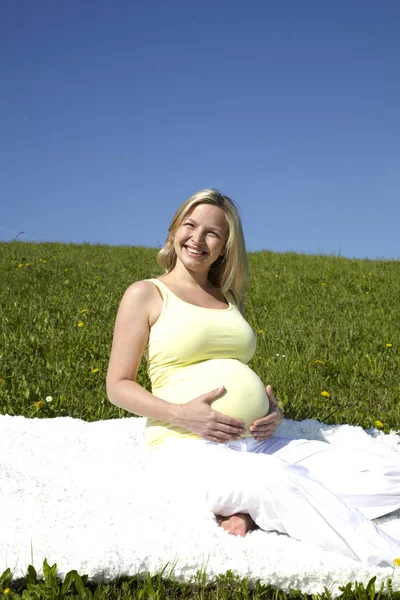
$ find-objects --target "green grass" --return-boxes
[1,241,399,430]
[2,559,400,600]
[1,241,400,598]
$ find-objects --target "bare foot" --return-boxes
[217,513,257,537]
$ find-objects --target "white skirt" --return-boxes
[148,435,400,567]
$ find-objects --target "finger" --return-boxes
[265,384,275,397]
[214,412,246,432]
[250,427,275,435]
[250,427,272,438]
[252,426,275,436]
[202,386,226,403]
[252,414,275,427]
[250,419,276,432]
[210,421,246,437]
[251,421,276,433]
[265,385,277,406]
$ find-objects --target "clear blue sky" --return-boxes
[1,0,399,259]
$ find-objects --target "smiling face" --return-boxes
[173,203,228,274]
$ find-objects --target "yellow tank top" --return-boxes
[144,279,269,449]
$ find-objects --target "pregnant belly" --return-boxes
[155,359,269,429]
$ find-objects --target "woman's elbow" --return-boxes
[106,374,121,406]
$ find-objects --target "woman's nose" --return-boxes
[191,229,205,244]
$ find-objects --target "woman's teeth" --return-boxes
[185,246,205,256]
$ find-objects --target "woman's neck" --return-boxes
[163,262,213,290]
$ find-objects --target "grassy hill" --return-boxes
[1,241,399,430]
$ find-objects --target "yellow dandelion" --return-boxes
[92,368,99,373]
[35,401,43,409]
[321,282,326,286]
[394,557,400,567]
[77,321,84,328]
[64,268,69,272]
[39,258,47,263]
[386,343,393,348]
[80,309,88,313]
[17,263,23,268]
[25,263,31,267]
[275,275,279,278]
[365,292,369,294]
[375,420,383,429]
[314,360,323,365]
[321,390,330,398]
[369,272,373,275]
[257,330,264,334]
[3,588,11,595]
[85,261,89,265]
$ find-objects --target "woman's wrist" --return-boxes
[166,402,185,427]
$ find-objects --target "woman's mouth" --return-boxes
[184,245,206,257]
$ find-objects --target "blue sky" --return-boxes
[1,0,399,259]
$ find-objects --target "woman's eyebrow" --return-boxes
[184,218,224,232]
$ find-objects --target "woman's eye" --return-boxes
[184,222,194,227]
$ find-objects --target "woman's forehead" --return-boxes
[185,203,227,229]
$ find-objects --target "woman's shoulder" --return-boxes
[120,279,163,309]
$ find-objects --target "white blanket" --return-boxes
[1,415,400,596]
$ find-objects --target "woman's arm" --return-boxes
[248,386,284,441]
[106,281,247,442]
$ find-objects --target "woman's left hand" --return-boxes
[249,385,284,441]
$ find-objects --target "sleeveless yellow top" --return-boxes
[144,279,269,449]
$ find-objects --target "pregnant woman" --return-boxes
[106,189,400,565]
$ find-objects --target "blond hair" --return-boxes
[157,189,248,306]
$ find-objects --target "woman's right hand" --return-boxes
[177,386,247,443]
